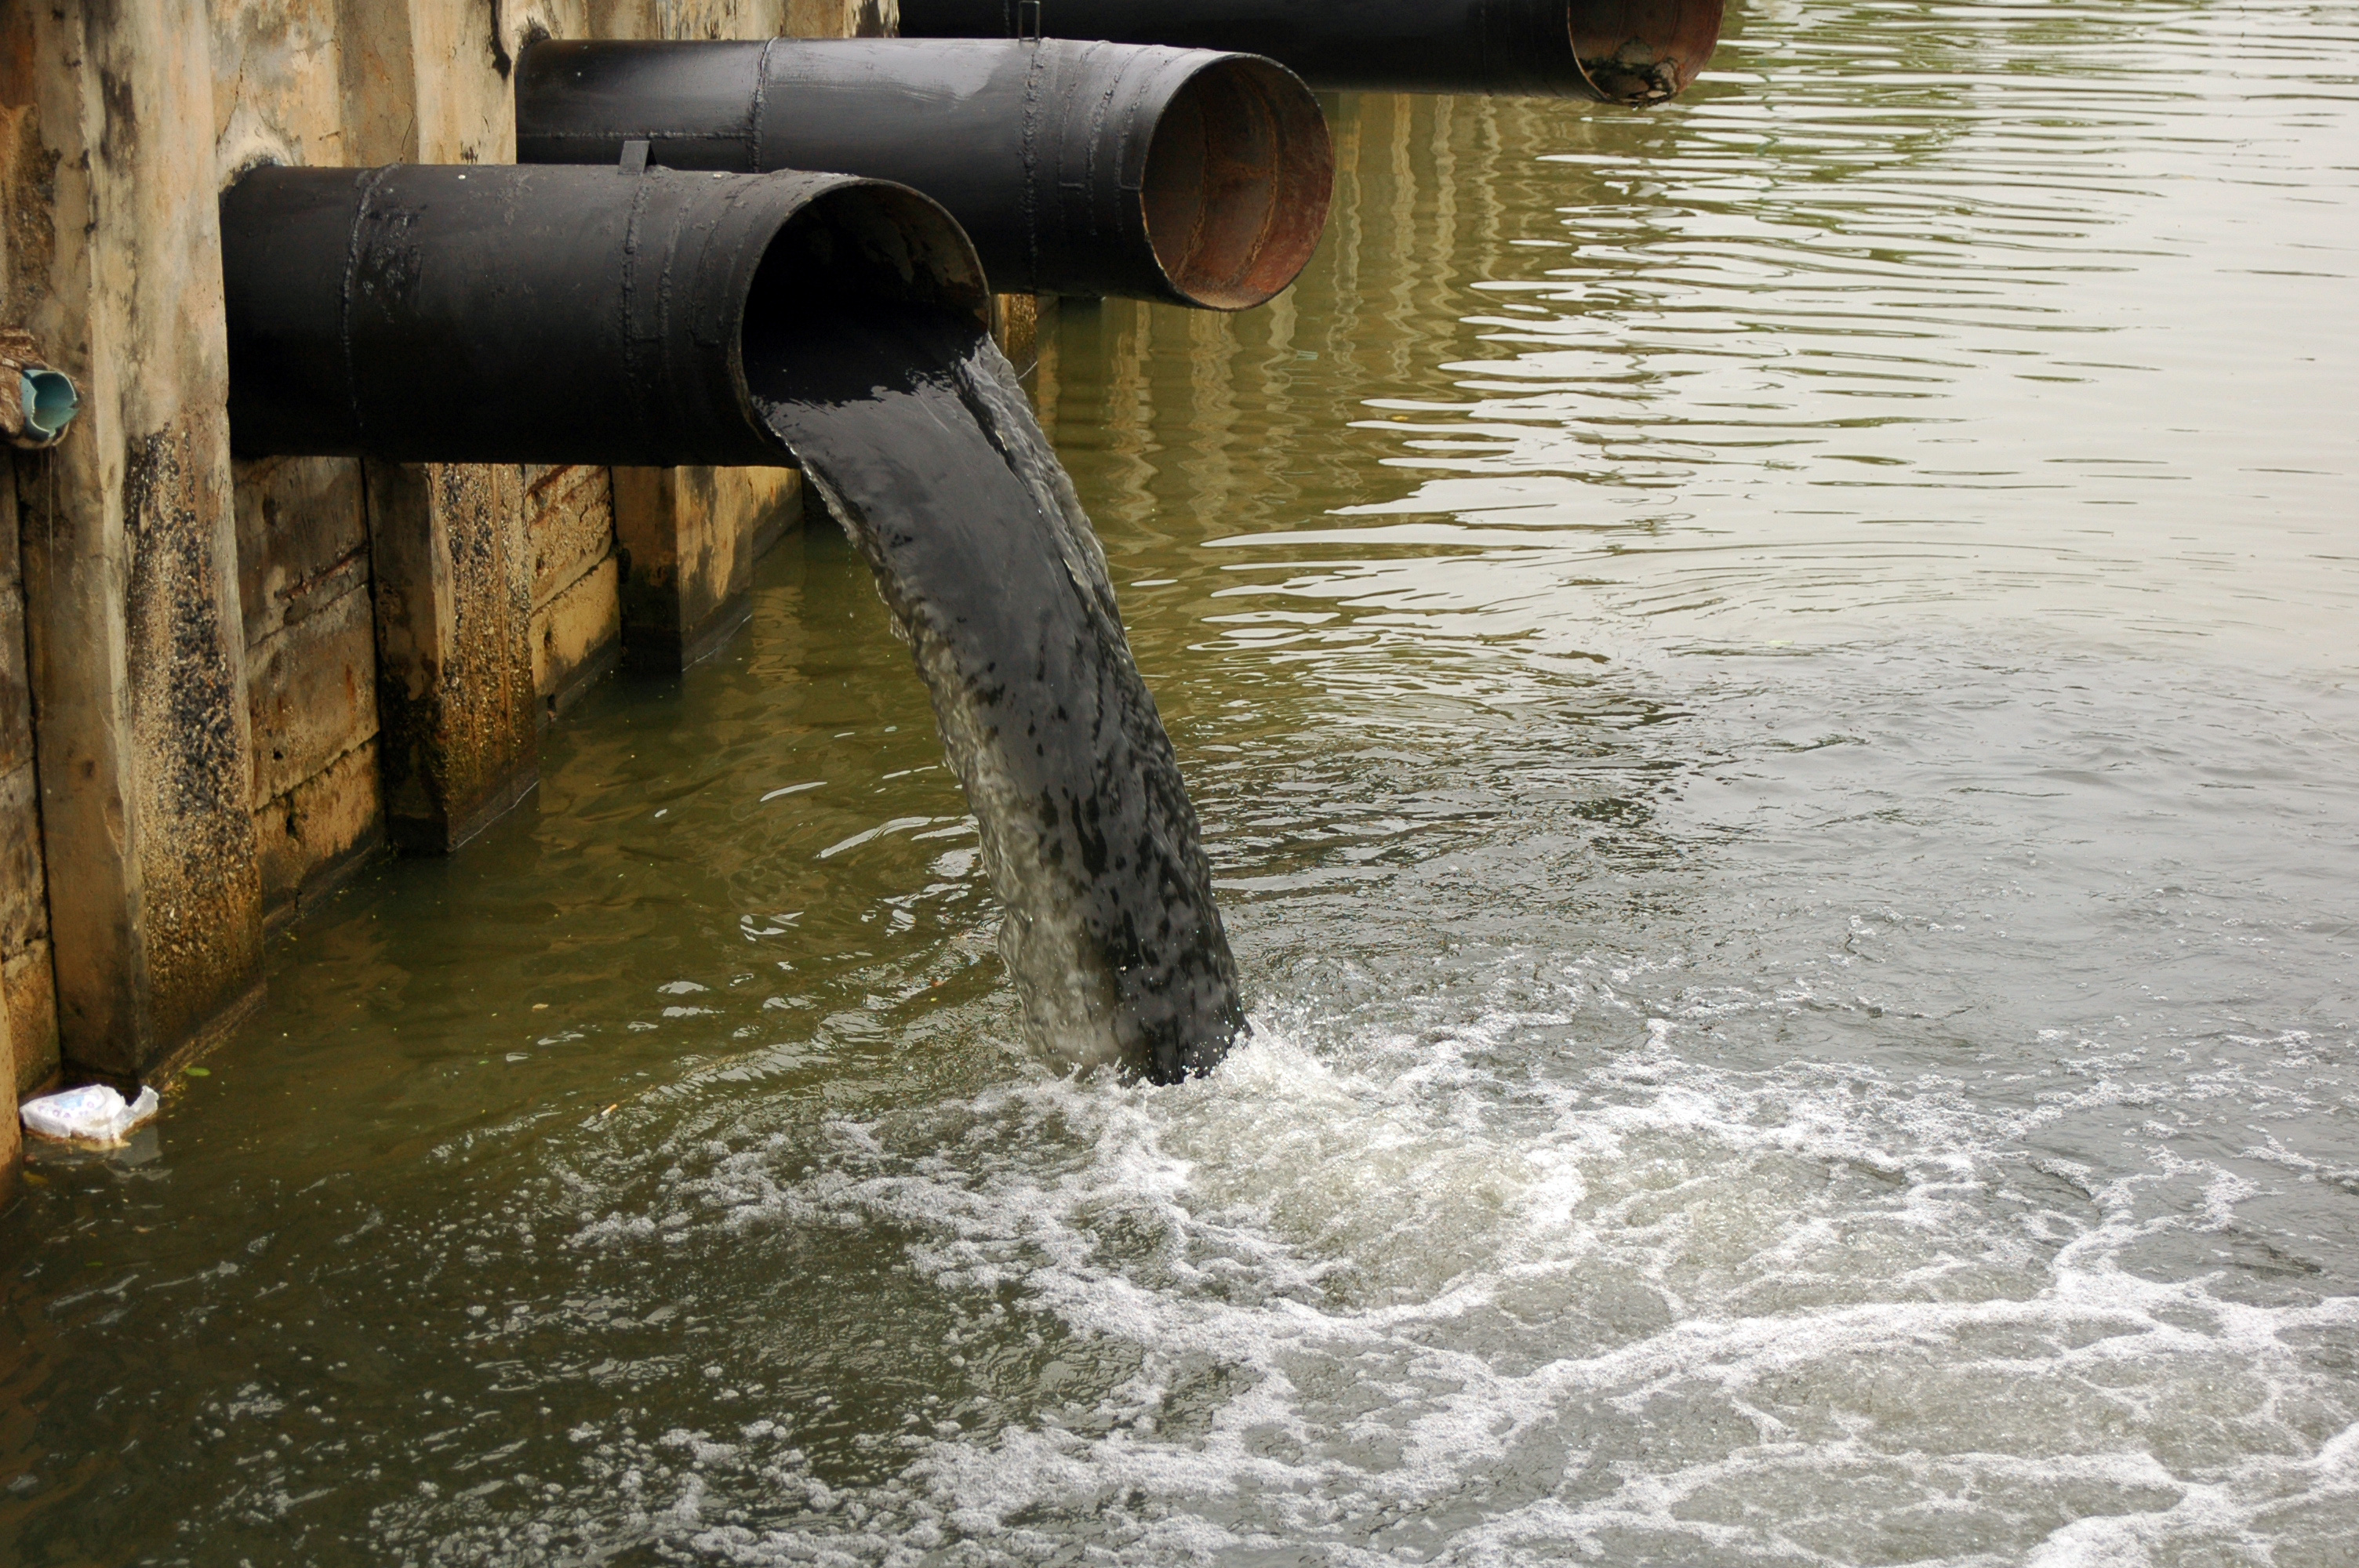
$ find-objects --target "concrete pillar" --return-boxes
[0,986,16,1207]
[787,1,897,37]
[995,292,1060,414]
[525,463,623,721]
[0,454,35,1196]
[340,0,544,851]
[995,293,1041,376]
[2,0,265,1083]
[612,466,804,671]
[0,459,60,1098]
[365,460,540,852]
[236,456,384,921]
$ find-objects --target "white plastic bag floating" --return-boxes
[20,1083,160,1147]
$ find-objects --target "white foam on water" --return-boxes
[537,994,2359,1566]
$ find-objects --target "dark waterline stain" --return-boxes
[746,303,1245,1082]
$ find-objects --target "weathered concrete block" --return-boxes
[246,579,377,807]
[0,431,17,581]
[234,452,382,909]
[6,0,266,1082]
[525,463,617,611]
[612,464,802,671]
[254,736,383,924]
[1030,294,1061,437]
[583,1,886,45]
[0,975,16,1205]
[233,454,370,649]
[523,463,621,717]
[366,459,540,853]
[5,940,59,1099]
[0,459,54,1099]
[741,466,804,560]
[0,762,58,1094]
[210,0,348,176]
[0,485,31,781]
[406,2,519,165]
[533,554,622,719]
[0,762,48,964]
[994,292,1041,378]
[787,0,896,38]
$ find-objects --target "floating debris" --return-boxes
[20,1084,160,1149]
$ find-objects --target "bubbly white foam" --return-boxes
[527,993,2359,1566]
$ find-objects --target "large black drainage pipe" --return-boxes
[514,38,1333,310]
[898,0,1725,103]
[220,162,990,464]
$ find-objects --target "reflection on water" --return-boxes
[7,2,2359,1563]
[1058,2,2358,681]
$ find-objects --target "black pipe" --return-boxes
[220,162,989,464]
[897,0,1724,103]
[515,38,1333,310]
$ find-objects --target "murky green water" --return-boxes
[9,2,2359,1563]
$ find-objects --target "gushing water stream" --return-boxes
[746,303,1245,1080]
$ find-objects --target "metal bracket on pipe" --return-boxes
[620,139,651,175]
[1016,0,1042,43]
[0,328,78,450]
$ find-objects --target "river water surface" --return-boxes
[7,2,2359,1563]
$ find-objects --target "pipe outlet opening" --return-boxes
[1569,0,1725,103]
[736,181,994,407]
[1141,56,1334,311]
[17,368,78,446]
[222,164,991,467]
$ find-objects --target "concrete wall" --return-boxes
[0,456,53,1098]
[525,462,623,717]
[0,0,895,1091]
[238,455,380,920]
[4,0,265,1089]
[0,985,15,1200]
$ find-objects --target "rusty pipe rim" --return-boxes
[1569,0,1725,104]
[1140,54,1335,312]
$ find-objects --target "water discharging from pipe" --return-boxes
[747,302,1246,1082]
[220,162,1245,1080]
